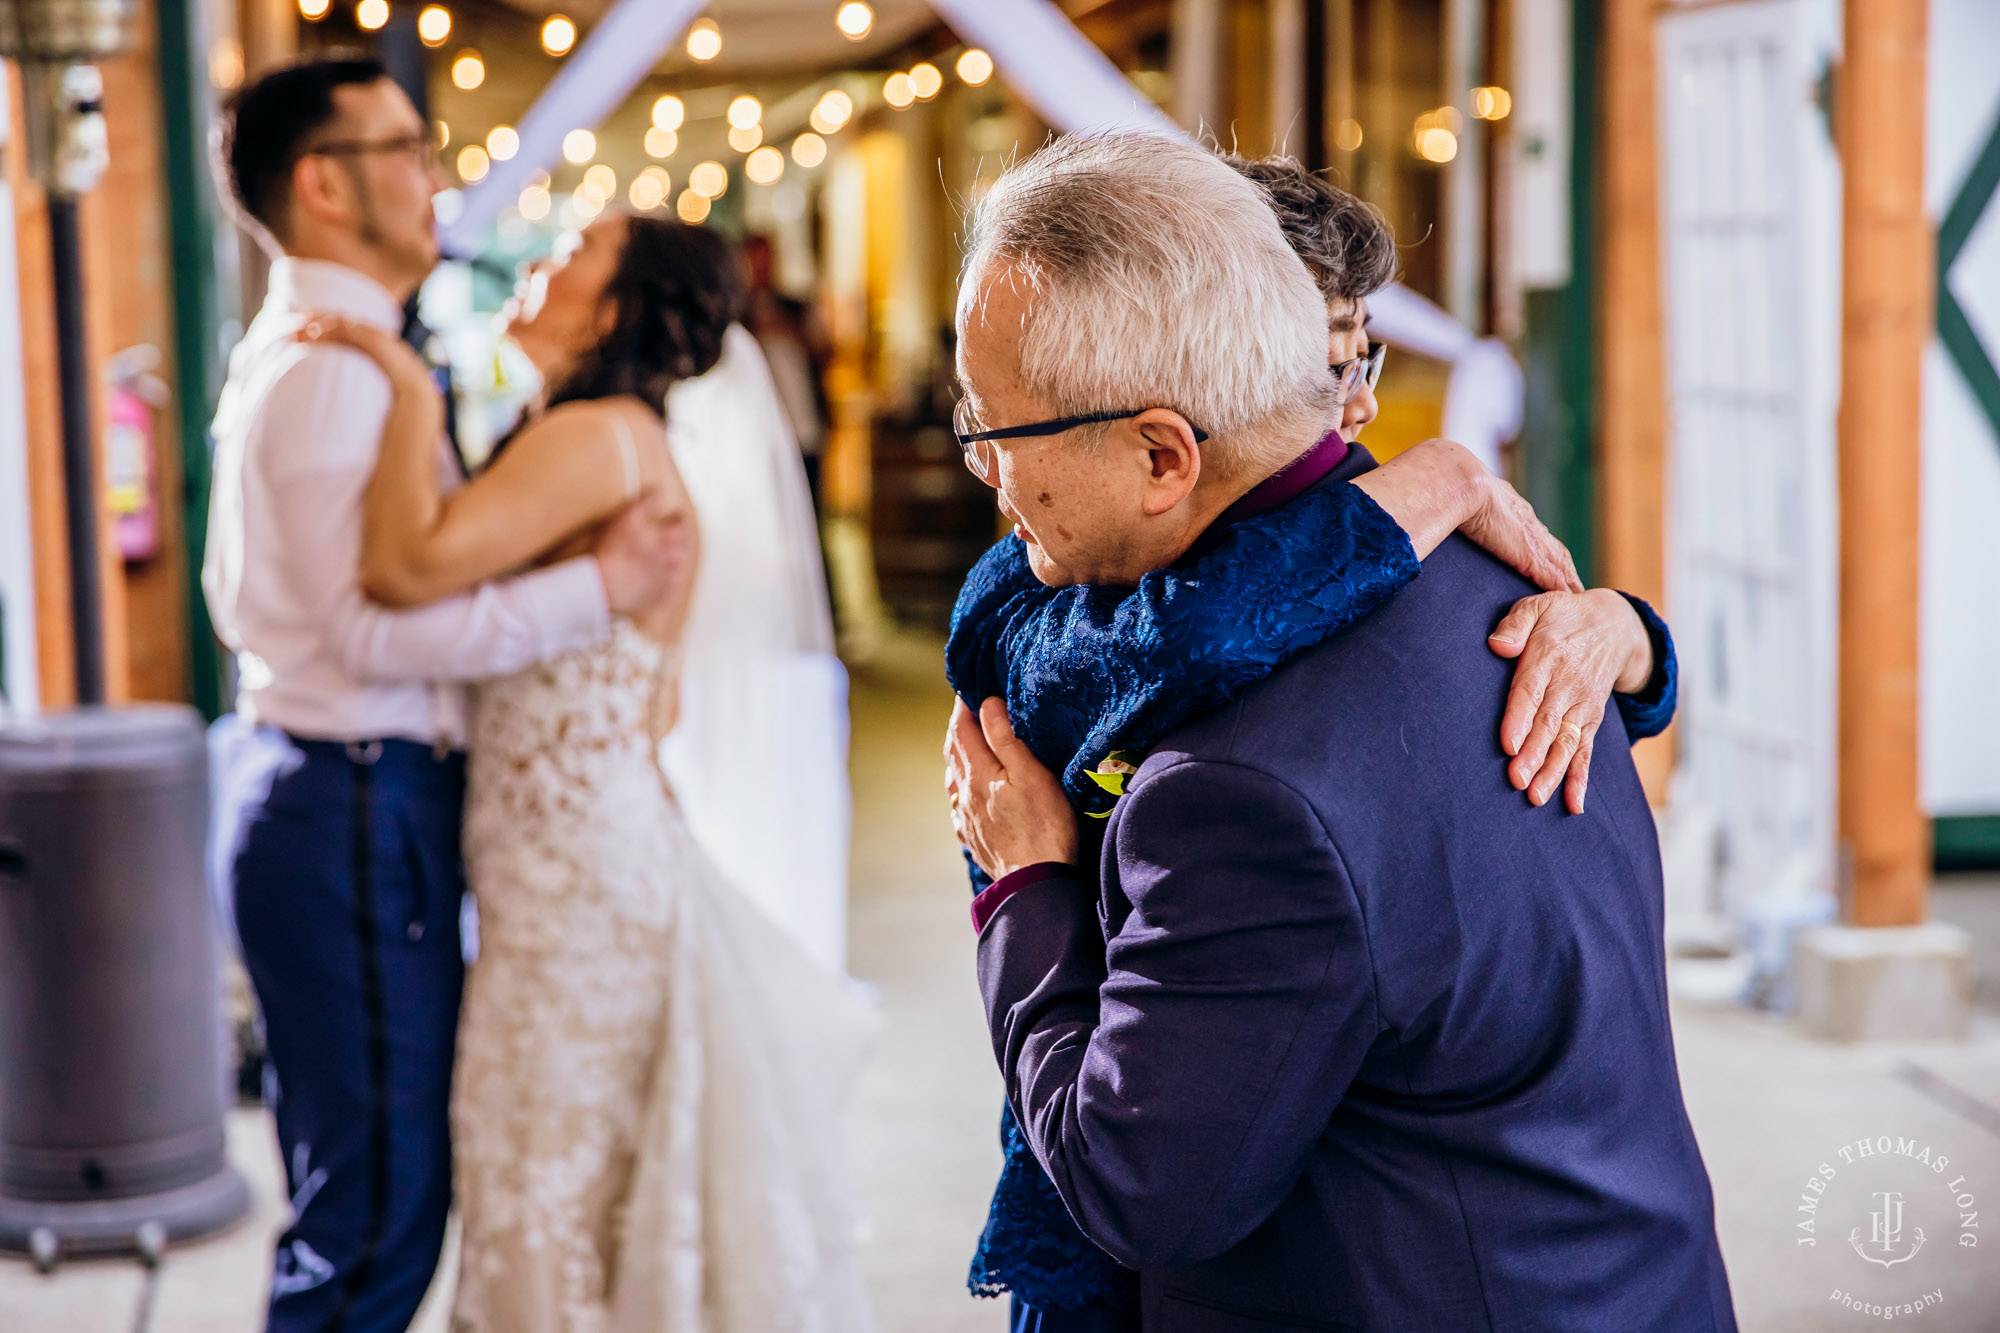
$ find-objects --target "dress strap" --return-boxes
[610,411,643,502]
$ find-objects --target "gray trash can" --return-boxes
[0,705,249,1257]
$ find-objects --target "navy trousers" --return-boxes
[1010,1297,1135,1333]
[225,731,466,1333]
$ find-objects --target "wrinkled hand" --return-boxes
[943,698,1077,880]
[1460,469,1583,595]
[1488,588,1655,814]
[593,489,695,616]
[296,312,438,401]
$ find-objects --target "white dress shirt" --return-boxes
[203,258,609,746]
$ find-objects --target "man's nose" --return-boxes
[1343,382,1379,436]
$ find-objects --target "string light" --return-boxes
[688,160,728,199]
[451,50,485,90]
[582,164,616,201]
[746,146,784,184]
[790,132,826,167]
[728,124,762,152]
[727,95,762,129]
[518,183,551,221]
[299,0,331,18]
[629,173,667,211]
[686,18,721,62]
[417,5,450,45]
[676,189,710,223]
[835,2,872,39]
[541,15,576,56]
[883,73,916,109]
[1471,86,1512,121]
[909,62,942,100]
[810,89,853,134]
[645,127,678,158]
[356,0,389,31]
[956,48,993,86]
[562,128,596,164]
[456,145,488,182]
[486,126,518,161]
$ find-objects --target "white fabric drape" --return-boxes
[660,326,852,974]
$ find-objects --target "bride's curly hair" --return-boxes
[545,217,745,416]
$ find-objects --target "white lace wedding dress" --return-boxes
[451,618,877,1332]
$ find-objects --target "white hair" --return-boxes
[958,133,1335,479]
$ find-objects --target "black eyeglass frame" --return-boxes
[1330,341,1388,401]
[302,133,439,167]
[952,407,1210,449]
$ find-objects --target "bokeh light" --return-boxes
[810,89,853,134]
[956,48,993,86]
[687,18,721,62]
[835,2,872,39]
[727,96,762,130]
[790,132,826,168]
[645,127,678,159]
[909,62,942,100]
[572,185,604,220]
[417,5,450,45]
[451,50,485,90]
[541,15,576,55]
[518,184,551,221]
[688,160,728,199]
[355,0,388,31]
[298,0,331,19]
[677,189,711,223]
[582,164,617,200]
[456,145,489,183]
[562,128,596,164]
[652,95,686,132]
[1471,86,1513,121]
[629,173,667,211]
[884,73,916,109]
[746,146,784,184]
[728,124,763,153]
[486,126,519,161]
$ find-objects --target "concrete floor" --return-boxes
[3,635,1997,1331]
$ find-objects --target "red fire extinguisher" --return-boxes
[104,344,171,563]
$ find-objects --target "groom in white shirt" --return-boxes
[205,55,686,1331]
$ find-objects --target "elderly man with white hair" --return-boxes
[943,135,1735,1333]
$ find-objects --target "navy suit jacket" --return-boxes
[977,529,1737,1330]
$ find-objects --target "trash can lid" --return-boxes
[0,704,207,781]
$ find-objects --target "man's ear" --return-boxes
[289,153,347,232]
[1132,408,1202,516]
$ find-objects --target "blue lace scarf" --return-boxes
[944,477,1420,1310]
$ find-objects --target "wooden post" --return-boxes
[1595,0,1671,804]
[1837,0,1930,927]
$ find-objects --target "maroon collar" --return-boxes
[1182,430,1350,563]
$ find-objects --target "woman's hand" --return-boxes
[944,697,1077,880]
[1488,589,1657,814]
[297,314,442,420]
[1354,438,1582,594]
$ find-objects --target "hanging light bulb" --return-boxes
[486,126,519,161]
[909,62,942,100]
[810,89,853,133]
[417,5,450,45]
[298,0,332,19]
[686,18,721,62]
[356,0,389,31]
[835,2,872,39]
[451,50,485,90]
[688,160,728,199]
[746,146,784,185]
[541,15,576,56]
[791,132,826,168]
[956,48,993,86]
[883,72,916,109]
[563,129,597,164]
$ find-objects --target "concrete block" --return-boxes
[1793,923,1972,1041]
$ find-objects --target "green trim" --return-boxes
[1935,815,2000,872]
[1936,103,2000,451]
[156,0,224,719]
[1517,0,1599,585]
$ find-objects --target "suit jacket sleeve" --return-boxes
[976,756,1380,1271]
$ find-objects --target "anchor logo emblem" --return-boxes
[1849,1191,1927,1269]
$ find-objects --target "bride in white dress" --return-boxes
[302,215,875,1332]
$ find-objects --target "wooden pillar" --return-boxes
[1596,0,1670,804]
[1838,0,1931,927]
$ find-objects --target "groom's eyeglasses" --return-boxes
[1330,342,1388,404]
[951,398,1210,482]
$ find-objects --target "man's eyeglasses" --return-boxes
[1331,341,1387,404]
[950,398,1209,481]
[303,133,439,170]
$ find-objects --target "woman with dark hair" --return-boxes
[302,214,876,1331]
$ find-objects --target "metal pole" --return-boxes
[47,193,104,705]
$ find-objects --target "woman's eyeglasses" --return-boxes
[1331,341,1387,404]
[950,399,1209,481]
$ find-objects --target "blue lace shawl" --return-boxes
[942,478,1679,1312]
